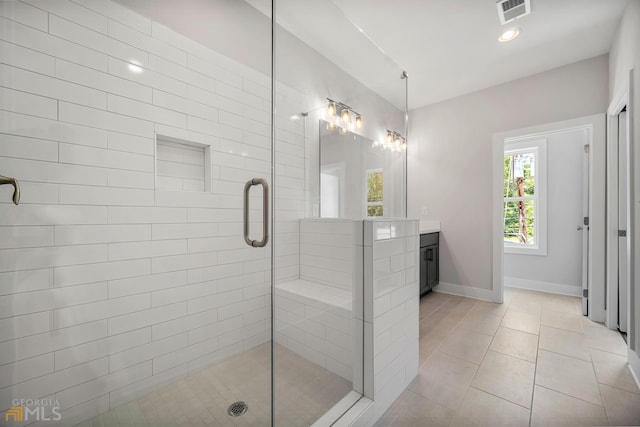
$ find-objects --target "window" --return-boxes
[503,139,547,255]
[366,169,383,217]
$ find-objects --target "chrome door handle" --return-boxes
[576,226,583,231]
[243,178,269,248]
[0,175,20,205]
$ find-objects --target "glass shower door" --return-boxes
[0,0,274,425]
[270,1,408,426]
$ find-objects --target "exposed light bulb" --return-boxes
[341,108,351,125]
[327,122,336,131]
[355,115,363,130]
[386,131,394,144]
[326,102,337,118]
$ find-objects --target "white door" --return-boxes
[618,110,629,332]
[582,143,590,315]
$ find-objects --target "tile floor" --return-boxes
[78,343,351,426]
[376,288,640,427]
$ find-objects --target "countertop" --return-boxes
[420,220,441,234]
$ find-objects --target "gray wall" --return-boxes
[408,55,609,291]
[504,127,586,293]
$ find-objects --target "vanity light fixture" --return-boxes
[326,98,363,131]
[326,101,337,118]
[381,130,406,152]
[386,130,394,144]
[498,27,520,43]
[341,108,351,125]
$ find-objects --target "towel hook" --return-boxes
[0,175,20,205]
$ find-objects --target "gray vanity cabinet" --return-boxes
[420,232,439,296]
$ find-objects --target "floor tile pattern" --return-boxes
[376,288,640,427]
[78,343,351,426]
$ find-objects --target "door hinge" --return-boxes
[584,144,590,153]
[619,229,627,237]
[584,217,589,226]
[583,289,588,298]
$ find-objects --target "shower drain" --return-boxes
[227,401,248,417]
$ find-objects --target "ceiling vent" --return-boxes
[496,0,531,24]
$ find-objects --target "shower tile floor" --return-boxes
[375,288,640,427]
[78,343,351,427]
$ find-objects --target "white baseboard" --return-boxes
[629,349,640,391]
[433,282,499,303]
[504,277,581,297]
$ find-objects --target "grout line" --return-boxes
[589,346,630,357]
[539,323,585,335]
[457,293,532,423]
[591,352,611,425]
[499,324,540,336]
[536,347,591,363]
[467,384,533,412]
[529,312,542,427]
[415,289,633,426]
[596,378,640,396]
[534,384,605,408]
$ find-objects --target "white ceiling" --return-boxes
[251,0,628,109]
[116,0,629,110]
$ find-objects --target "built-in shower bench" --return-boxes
[275,279,354,381]
[276,279,352,311]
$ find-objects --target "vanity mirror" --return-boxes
[319,120,406,219]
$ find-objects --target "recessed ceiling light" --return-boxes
[498,27,520,43]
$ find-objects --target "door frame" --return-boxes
[491,114,606,323]
[606,84,630,330]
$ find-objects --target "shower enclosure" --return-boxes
[0,0,408,425]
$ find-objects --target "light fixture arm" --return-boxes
[326,98,361,118]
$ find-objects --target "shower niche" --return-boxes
[155,135,212,193]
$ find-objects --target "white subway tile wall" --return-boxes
[275,219,365,393]
[276,218,420,418]
[299,219,360,290]
[0,0,305,423]
[275,279,354,381]
[362,219,420,421]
